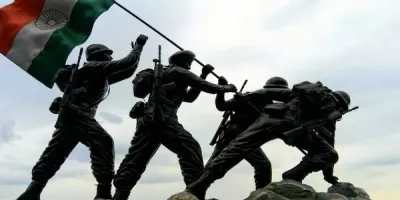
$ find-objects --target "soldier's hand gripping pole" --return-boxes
[54,48,84,128]
[210,79,248,146]
[111,0,220,78]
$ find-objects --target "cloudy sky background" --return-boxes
[1,0,399,199]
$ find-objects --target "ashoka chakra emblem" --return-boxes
[35,9,68,31]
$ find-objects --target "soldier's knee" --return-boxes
[98,132,115,150]
[329,150,339,164]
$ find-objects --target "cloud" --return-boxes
[1,0,400,200]
[98,111,124,124]
[0,116,19,143]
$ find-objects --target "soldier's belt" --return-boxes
[67,103,95,118]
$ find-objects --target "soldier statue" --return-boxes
[16,34,148,200]
[206,76,292,189]
[184,81,352,200]
[282,91,351,185]
[112,50,237,200]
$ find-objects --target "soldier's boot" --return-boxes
[16,181,46,200]
[282,160,315,183]
[112,190,131,200]
[185,171,216,200]
[94,184,112,200]
[254,167,272,189]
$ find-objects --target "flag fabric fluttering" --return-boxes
[0,0,114,88]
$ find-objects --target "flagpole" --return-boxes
[111,0,220,78]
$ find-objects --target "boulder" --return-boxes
[243,180,371,200]
[168,191,199,200]
[327,182,371,200]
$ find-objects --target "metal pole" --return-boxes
[111,0,219,78]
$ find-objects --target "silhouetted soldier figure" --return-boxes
[206,76,291,189]
[185,81,351,200]
[282,91,351,185]
[112,50,237,200]
[16,35,148,200]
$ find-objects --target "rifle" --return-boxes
[209,79,248,146]
[282,106,359,146]
[54,48,84,128]
[150,45,176,122]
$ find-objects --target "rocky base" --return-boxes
[168,179,371,200]
[244,179,371,200]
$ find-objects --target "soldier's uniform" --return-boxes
[185,82,351,200]
[112,50,237,200]
[282,91,351,184]
[205,77,291,189]
[16,35,148,200]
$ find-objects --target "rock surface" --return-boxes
[168,180,371,200]
[244,180,371,200]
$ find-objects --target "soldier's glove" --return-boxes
[132,34,148,47]
[218,76,228,85]
[324,175,339,185]
[327,111,342,121]
[202,64,215,75]
[222,84,237,93]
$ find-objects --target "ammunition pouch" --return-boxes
[129,101,145,119]
[282,127,305,146]
[49,97,62,114]
[263,103,287,118]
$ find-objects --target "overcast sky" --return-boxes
[1,0,399,199]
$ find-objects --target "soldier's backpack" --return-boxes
[292,81,336,118]
[132,68,154,98]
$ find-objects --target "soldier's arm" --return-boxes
[176,68,229,94]
[215,93,237,111]
[183,73,208,102]
[107,65,138,85]
[238,88,295,103]
[86,44,144,81]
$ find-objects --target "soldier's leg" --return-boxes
[282,132,338,182]
[78,118,116,199]
[112,120,161,200]
[17,128,79,200]
[244,148,272,189]
[186,115,292,199]
[161,121,204,186]
[204,130,236,169]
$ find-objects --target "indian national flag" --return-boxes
[0,0,114,88]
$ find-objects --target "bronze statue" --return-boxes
[112,50,237,200]
[206,76,291,189]
[282,91,351,185]
[16,34,148,200]
[184,81,352,200]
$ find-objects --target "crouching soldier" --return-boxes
[282,91,351,185]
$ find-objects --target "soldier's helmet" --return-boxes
[263,76,289,89]
[86,44,113,61]
[168,50,196,69]
[332,91,351,111]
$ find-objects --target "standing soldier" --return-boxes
[16,34,148,200]
[282,91,351,185]
[184,81,352,200]
[112,50,237,200]
[206,76,292,189]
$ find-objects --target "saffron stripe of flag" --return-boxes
[0,0,114,88]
